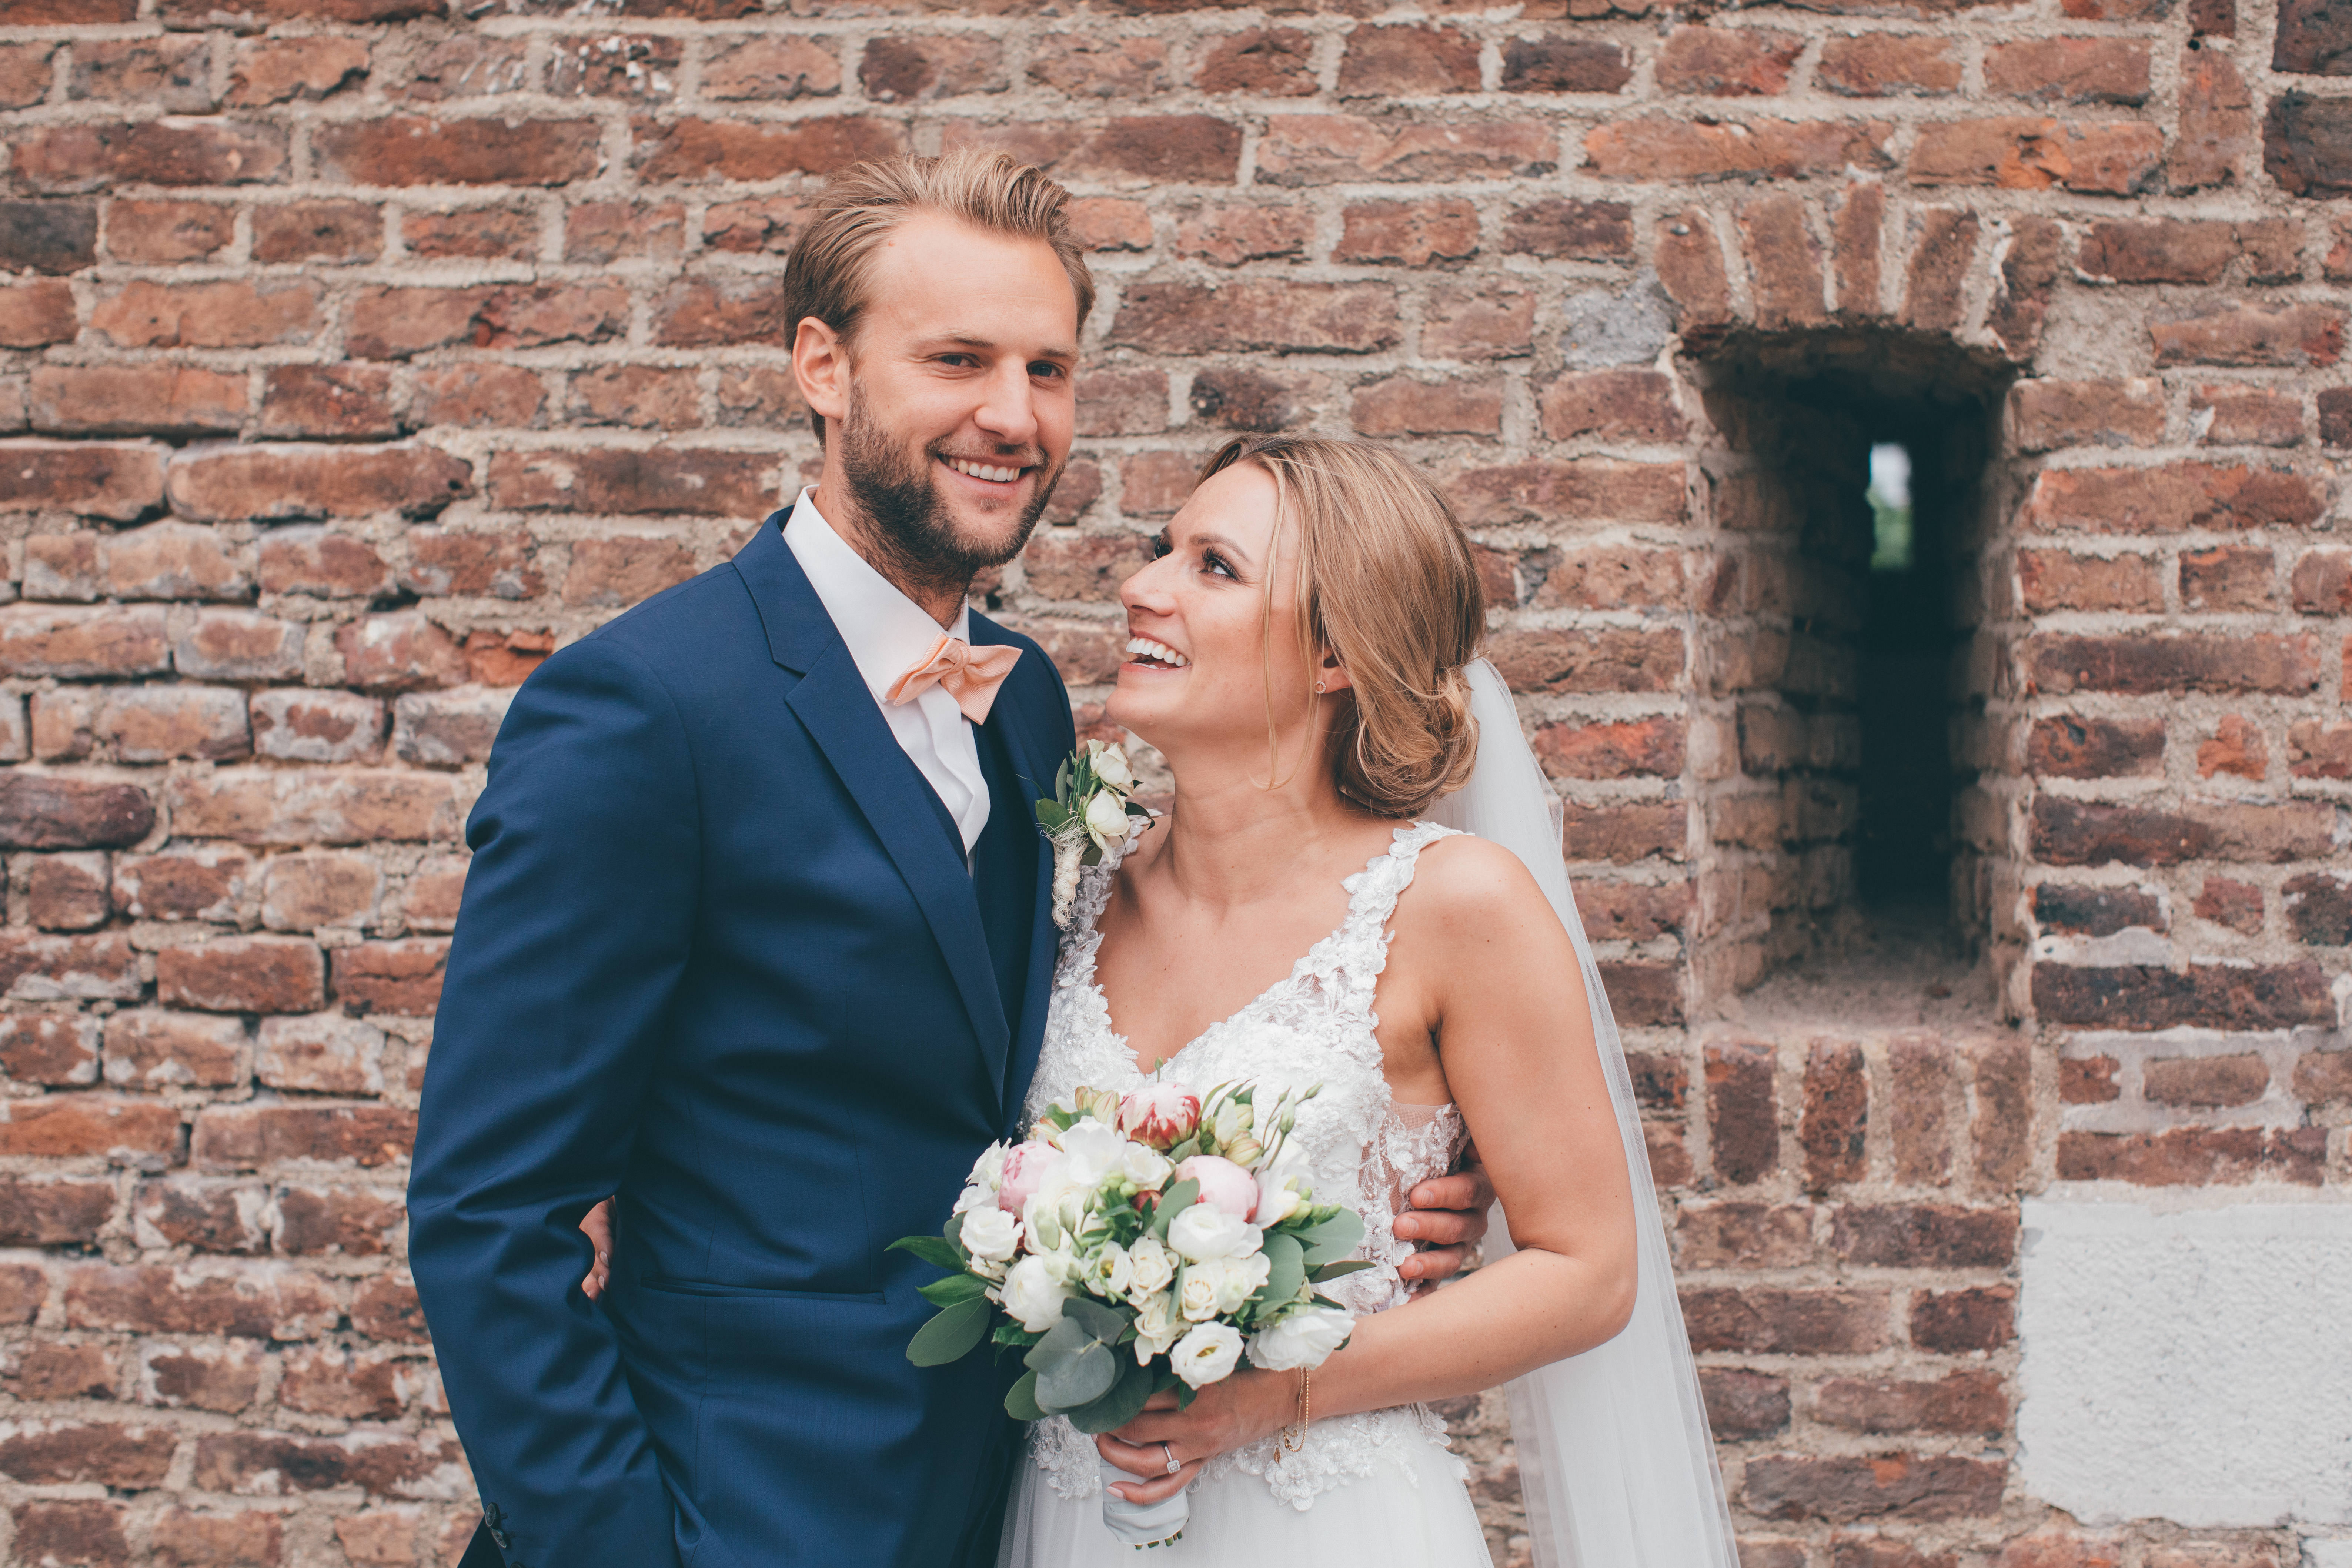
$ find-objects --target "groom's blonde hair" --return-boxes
[1197,436,1486,819]
[782,150,1096,443]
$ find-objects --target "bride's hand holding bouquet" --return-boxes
[894,1079,1368,1547]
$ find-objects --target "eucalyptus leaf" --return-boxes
[1150,1179,1199,1241]
[1298,1208,1367,1268]
[1036,1337,1119,1410]
[918,1273,988,1308]
[1307,1258,1376,1284]
[943,1210,970,1258]
[1064,1354,1156,1434]
[886,1235,963,1271]
[905,1297,989,1367]
[1251,1231,1305,1312]
[1062,1295,1131,1344]
[1004,1368,1046,1422]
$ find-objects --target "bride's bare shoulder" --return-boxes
[1400,830,1557,941]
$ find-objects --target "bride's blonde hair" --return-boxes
[1195,435,1485,818]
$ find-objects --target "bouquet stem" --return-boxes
[1098,1457,1188,1550]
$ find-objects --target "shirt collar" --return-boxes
[784,487,971,705]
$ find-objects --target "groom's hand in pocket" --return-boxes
[1392,1147,1493,1287]
[578,1200,614,1300]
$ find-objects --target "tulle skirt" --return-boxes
[996,1422,1492,1568]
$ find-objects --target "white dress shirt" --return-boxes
[784,488,994,855]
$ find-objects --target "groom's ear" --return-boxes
[793,317,851,442]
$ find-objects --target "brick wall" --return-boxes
[0,0,2345,1560]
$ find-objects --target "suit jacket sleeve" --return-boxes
[407,635,697,1568]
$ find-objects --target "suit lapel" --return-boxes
[969,617,1067,1131]
[737,511,1012,1101]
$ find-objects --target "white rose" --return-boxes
[1002,1255,1073,1333]
[1207,1251,1270,1314]
[1170,1321,1246,1389]
[1088,740,1136,792]
[1125,1234,1176,1297]
[1082,1242,1133,1299]
[1132,1289,1185,1361]
[971,1141,1009,1190]
[1247,1305,1354,1372]
[1057,1120,1127,1189]
[971,1254,1008,1283]
[1168,1204,1251,1263]
[1176,1266,1221,1322]
[951,1182,990,1216]
[1083,789,1133,854]
[1118,1143,1173,1190]
[960,1206,1022,1263]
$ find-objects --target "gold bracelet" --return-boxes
[1280,1369,1311,1454]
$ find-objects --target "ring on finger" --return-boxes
[1160,1442,1180,1476]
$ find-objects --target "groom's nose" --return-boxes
[971,360,1043,451]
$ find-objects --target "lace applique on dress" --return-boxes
[1020,822,1472,1511]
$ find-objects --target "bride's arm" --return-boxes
[1101,837,1637,1500]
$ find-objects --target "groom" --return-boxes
[408,151,1489,1568]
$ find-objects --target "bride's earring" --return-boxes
[1314,681,1327,694]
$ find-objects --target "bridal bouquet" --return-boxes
[895,1079,1367,1547]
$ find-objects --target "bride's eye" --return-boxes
[1150,532,1172,560]
[1202,549,1238,581]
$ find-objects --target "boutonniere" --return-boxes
[1035,739,1153,928]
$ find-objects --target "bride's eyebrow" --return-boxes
[1191,531,1254,568]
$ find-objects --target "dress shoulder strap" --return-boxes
[1313,821,1463,1011]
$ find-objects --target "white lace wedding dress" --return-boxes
[997,821,1494,1567]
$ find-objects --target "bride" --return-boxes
[998,435,1735,1566]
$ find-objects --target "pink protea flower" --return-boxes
[1173,1154,1259,1221]
[1119,1084,1201,1151]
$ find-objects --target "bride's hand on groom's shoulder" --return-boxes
[1393,1154,1496,1287]
[1095,1370,1297,1505]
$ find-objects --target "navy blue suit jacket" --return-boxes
[408,506,1073,1568]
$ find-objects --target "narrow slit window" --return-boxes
[1868,442,1914,573]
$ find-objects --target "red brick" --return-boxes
[2195,385,2304,447]
[2285,872,2352,946]
[1909,117,2161,195]
[1682,1287,1888,1354]
[1530,547,1686,609]
[1029,36,1166,99]
[634,116,908,183]
[1338,24,1479,96]
[1350,377,1501,438]
[2030,797,2331,865]
[257,1013,385,1095]
[549,32,682,98]
[93,687,252,763]
[1112,281,1397,356]
[1170,204,1311,268]
[2323,388,2352,448]
[350,1273,425,1342]
[2024,462,2325,533]
[0,1175,113,1245]
[2287,718,2352,779]
[1741,194,1829,329]
[2145,1053,2269,1107]
[314,115,596,186]
[2027,633,2317,696]
[1588,117,1891,180]
[103,1011,247,1092]
[1985,38,2149,104]
[258,365,398,441]
[104,201,232,265]
[652,275,787,349]
[1818,35,1960,97]
[12,121,288,193]
[90,279,320,350]
[1451,461,1686,525]
[566,201,685,263]
[391,687,510,767]
[169,769,468,847]
[260,852,382,932]
[174,610,306,682]
[459,629,556,689]
[401,205,538,261]
[2033,962,2334,1032]
[2152,302,2343,368]
[21,852,109,931]
[1831,1203,2015,1267]
[2016,551,2162,616]
[0,1266,46,1324]
[399,528,542,600]
[134,1176,266,1254]
[1538,370,1687,444]
[150,1508,283,1568]
[569,365,701,431]
[252,198,382,266]
[2173,47,2254,192]
[1496,199,1633,263]
[29,365,245,439]
[2001,1538,2126,1568]
[1564,801,1687,863]
[2195,713,2269,780]
[1063,198,1149,254]
[2061,1055,2122,1103]
[1656,208,1733,328]
[1257,115,1556,185]
[856,36,1003,101]
[410,365,545,428]
[1193,28,1315,95]
[332,612,469,694]
[952,116,1245,187]
[280,1345,409,1420]
[259,527,395,600]
[0,605,168,679]
[70,36,210,109]
[1902,207,1979,332]
[3,1341,116,1401]
[191,1429,461,1499]
[11,1501,128,1568]
[332,939,448,1016]
[2056,1127,2327,1184]
[1701,1367,1791,1440]
[0,1093,174,1157]
[1597,962,1683,1027]
[1657,27,1803,96]
[274,1183,403,1256]
[1532,716,1686,780]
[157,936,325,1015]
[229,35,369,106]
[1336,198,1479,266]
[396,855,469,932]
[0,439,164,520]
[1422,284,1534,360]
[1676,1201,1813,1268]
[2035,885,2168,938]
[1800,1041,1868,1192]
[347,283,628,359]
[67,1263,334,1339]
[0,279,78,350]
[2195,876,2266,933]
[394,33,527,101]
[2010,380,2164,452]
[138,1340,263,1414]
[186,1103,410,1176]
[491,449,773,518]
[0,1013,100,1086]
[1705,1039,1778,1184]
[2263,91,2352,199]
[2081,219,2299,285]
[2181,546,2276,612]
[1815,1371,2007,1435]
[1573,882,1693,944]
[1886,1036,1952,1184]
[1991,215,2065,356]
[1487,629,1685,694]
[167,444,471,523]
[1499,34,1631,93]
[111,847,249,922]
[0,42,57,109]
[1745,1454,2005,1522]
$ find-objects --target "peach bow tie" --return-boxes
[886,634,1021,724]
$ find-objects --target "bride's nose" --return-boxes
[1119,554,1178,616]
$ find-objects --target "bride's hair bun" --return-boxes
[1195,437,1486,819]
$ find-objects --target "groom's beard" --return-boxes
[835,382,1063,598]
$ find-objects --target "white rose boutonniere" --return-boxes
[1033,739,1155,927]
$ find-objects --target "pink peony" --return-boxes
[995,1141,1063,1215]
[1173,1154,1259,1221]
[1119,1084,1202,1151]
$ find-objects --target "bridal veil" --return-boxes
[1428,658,1740,1568]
